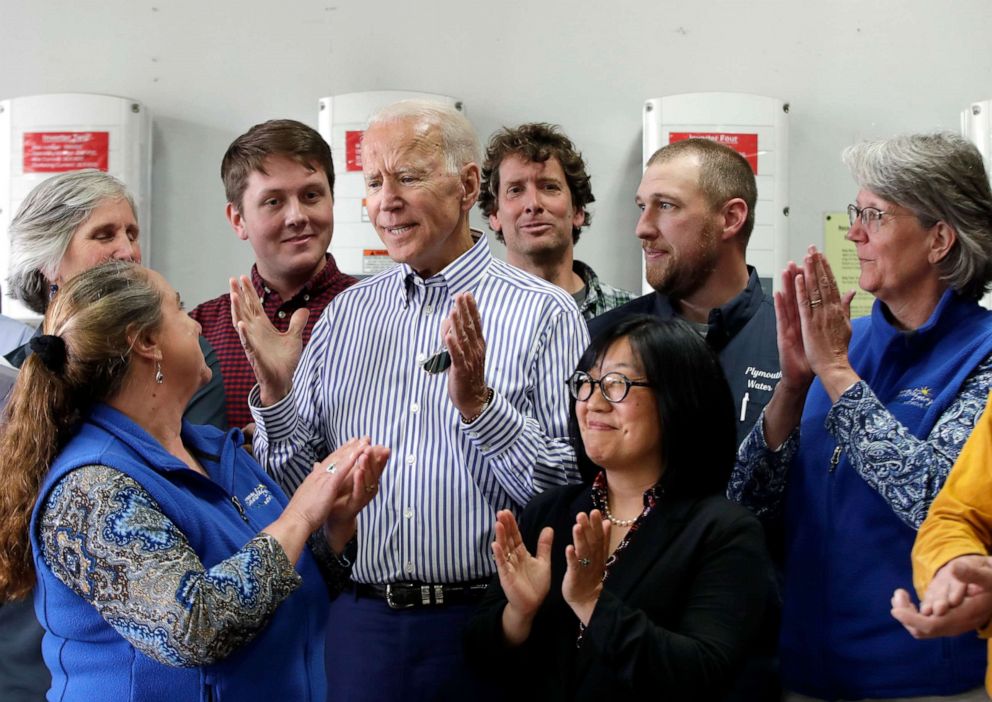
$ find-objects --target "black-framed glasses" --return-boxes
[567,371,652,403]
[847,204,920,233]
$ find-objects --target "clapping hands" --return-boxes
[493,509,611,646]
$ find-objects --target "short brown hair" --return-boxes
[647,138,757,246]
[479,123,594,244]
[221,119,335,211]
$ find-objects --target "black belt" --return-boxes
[351,580,490,609]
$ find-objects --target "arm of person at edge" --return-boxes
[38,442,385,667]
[446,292,588,503]
[182,335,228,429]
[891,394,992,638]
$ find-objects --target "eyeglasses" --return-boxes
[847,204,922,233]
[567,371,652,403]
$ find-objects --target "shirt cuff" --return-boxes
[824,379,870,437]
[752,406,799,456]
[254,532,304,596]
[248,384,301,443]
[459,390,525,456]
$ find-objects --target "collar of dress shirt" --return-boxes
[398,229,492,308]
[250,253,344,302]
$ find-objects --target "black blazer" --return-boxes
[466,483,773,701]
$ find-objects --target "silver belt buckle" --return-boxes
[384,584,415,610]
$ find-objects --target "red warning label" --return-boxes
[346,130,364,172]
[669,132,759,174]
[23,132,110,173]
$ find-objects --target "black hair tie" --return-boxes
[29,335,68,375]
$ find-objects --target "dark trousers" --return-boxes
[325,590,498,702]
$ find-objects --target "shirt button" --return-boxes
[404,508,414,519]
[410,402,419,413]
[481,444,491,452]
[416,352,426,363]
[406,454,415,465]
[277,310,287,319]
[424,304,433,314]
[303,294,310,301]
[264,286,271,294]
[405,561,415,574]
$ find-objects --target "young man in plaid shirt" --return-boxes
[191,119,357,429]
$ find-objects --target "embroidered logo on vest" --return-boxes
[244,483,274,507]
[896,386,934,409]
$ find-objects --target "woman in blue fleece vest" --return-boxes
[729,133,992,701]
[0,261,388,702]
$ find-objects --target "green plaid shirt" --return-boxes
[574,260,637,321]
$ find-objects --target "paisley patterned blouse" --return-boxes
[39,464,306,668]
[728,355,992,529]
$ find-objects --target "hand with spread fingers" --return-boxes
[562,510,611,625]
[442,292,491,421]
[793,247,859,401]
[315,437,391,554]
[491,510,553,646]
[229,275,309,406]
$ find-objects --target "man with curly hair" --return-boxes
[480,123,634,321]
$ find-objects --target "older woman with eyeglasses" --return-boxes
[729,133,992,701]
[466,316,773,701]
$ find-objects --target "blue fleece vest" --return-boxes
[29,405,329,702]
[781,290,992,699]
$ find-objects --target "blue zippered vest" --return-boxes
[29,404,329,702]
[781,290,992,699]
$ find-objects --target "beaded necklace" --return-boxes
[576,471,661,647]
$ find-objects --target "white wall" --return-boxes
[2,0,991,305]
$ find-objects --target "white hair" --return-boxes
[367,99,480,174]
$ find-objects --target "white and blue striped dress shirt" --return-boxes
[250,235,589,584]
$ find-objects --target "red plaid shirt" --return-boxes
[190,255,357,430]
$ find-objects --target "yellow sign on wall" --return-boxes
[823,212,874,319]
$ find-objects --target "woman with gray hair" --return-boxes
[8,170,139,314]
[4,169,225,428]
[0,170,226,702]
[729,133,992,701]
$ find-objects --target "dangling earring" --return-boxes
[49,284,59,300]
[155,361,164,384]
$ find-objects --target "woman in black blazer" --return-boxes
[466,316,773,701]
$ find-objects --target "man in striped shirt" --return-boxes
[235,100,588,701]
